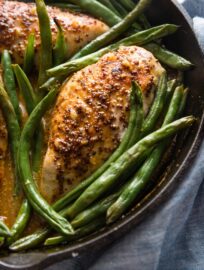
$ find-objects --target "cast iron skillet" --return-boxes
[0,0,203,269]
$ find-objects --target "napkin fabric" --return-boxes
[48,1,204,269]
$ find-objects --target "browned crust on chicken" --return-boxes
[0,0,109,63]
[41,46,164,203]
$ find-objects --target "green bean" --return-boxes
[98,0,120,15]
[13,64,36,114]
[141,72,167,137]
[138,14,151,29]
[50,3,83,12]
[110,1,149,32]
[166,79,177,101]
[110,0,128,17]
[0,237,4,247]
[1,51,21,124]
[0,220,11,237]
[53,18,69,66]
[13,64,43,173]
[40,76,62,91]
[163,86,184,124]
[0,82,21,193]
[44,217,105,246]
[47,24,178,77]
[144,43,193,70]
[7,200,31,245]
[36,0,53,86]
[70,194,119,229]
[9,82,141,250]
[18,87,74,235]
[9,228,49,251]
[23,33,35,75]
[118,0,135,11]
[177,88,189,117]
[117,0,151,30]
[126,82,144,147]
[54,81,142,210]
[65,116,195,219]
[118,0,151,30]
[157,79,177,122]
[68,182,131,229]
[107,85,185,223]
[72,0,151,60]
[110,1,143,32]
[68,0,121,26]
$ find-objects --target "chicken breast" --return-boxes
[0,0,109,64]
[41,46,164,203]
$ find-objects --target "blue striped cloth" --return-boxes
[48,1,204,269]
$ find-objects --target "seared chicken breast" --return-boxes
[41,46,164,203]
[0,0,109,64]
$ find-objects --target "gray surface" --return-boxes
[47,0,204,269]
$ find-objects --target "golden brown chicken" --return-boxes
[41,46,164,203]
[0,0,109,64]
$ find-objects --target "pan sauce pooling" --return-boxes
[41,46,164,203]
[0,0,109,64]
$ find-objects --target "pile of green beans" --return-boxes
[47,24,178,77]
[107,85,185,223]
[68,0,121,26]
[0,0,196,251]
[65,116,195,220]
[72,0,151,59]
